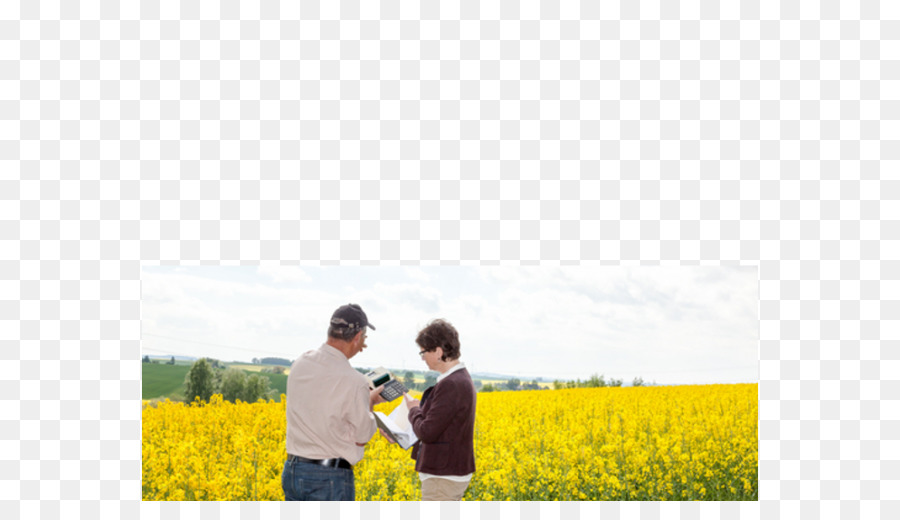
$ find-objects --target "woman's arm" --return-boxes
[407,381,462,443]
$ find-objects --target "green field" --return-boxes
[142,363,192,400]
[142,363,287,401]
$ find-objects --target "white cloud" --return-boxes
[404,267,431,283]
[141,265,758,384]
[256,265,313,284]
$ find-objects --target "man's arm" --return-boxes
[355,388,387,446]
[350,379,378,446]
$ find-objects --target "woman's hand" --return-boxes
[403,392,420,410]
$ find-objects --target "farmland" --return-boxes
[141,363,192,401]
[142,383,757,501]
[141,363,288,401]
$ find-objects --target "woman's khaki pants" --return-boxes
[421,477,470,501]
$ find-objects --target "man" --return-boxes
[282,303,385,501]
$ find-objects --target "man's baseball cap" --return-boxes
[330,303,376,331]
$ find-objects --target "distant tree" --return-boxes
[505,378,521,391]
[608,378,623,387]
[142,355,150,363]
[404,371,415,387]
[553,379,564,390]
[424,374,437,388]
[219,368,246,402]
[481,383,496,393]
[632,377,644,387]
[243,374,272,402]
[271,366,285,375]
[252,358,260,364]
[184,359,215,403]
[586,374,605,388]
[260,357,292,367]
[473,379,483,389]
[168,356,176,365]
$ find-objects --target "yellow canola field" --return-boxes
[142,384,757,501]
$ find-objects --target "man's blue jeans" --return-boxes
[282,459,354,501]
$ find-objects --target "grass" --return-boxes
[142,363,191,400]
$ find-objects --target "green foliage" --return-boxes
[586,374,606,388]
[505,378,521,391]
[219,368,246,402]
[184,358,216,403]
[481,383,496,392]
[143,355,150,363]
[242,373,273,402]
[424,374,437,388]
[552,375,646,389]
[248,370,287,397]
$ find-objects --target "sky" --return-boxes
[141,265,758,385]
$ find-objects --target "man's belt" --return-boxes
[287,454,352,470]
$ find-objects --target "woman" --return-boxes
[403,319,476,501]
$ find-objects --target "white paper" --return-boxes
[374,400,418,449]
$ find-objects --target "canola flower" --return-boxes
[142,384,757,501]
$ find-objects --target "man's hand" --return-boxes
[369,387,387,410]
[378,429,396,444]
[403,392,420,410]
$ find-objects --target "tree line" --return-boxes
[480,374,649,392]
[480,378,544,392]
[143,355,176,365]
[376,371,651,393]
[251,357,292,367]
[183,358,276,404]
[550,374,648,389]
